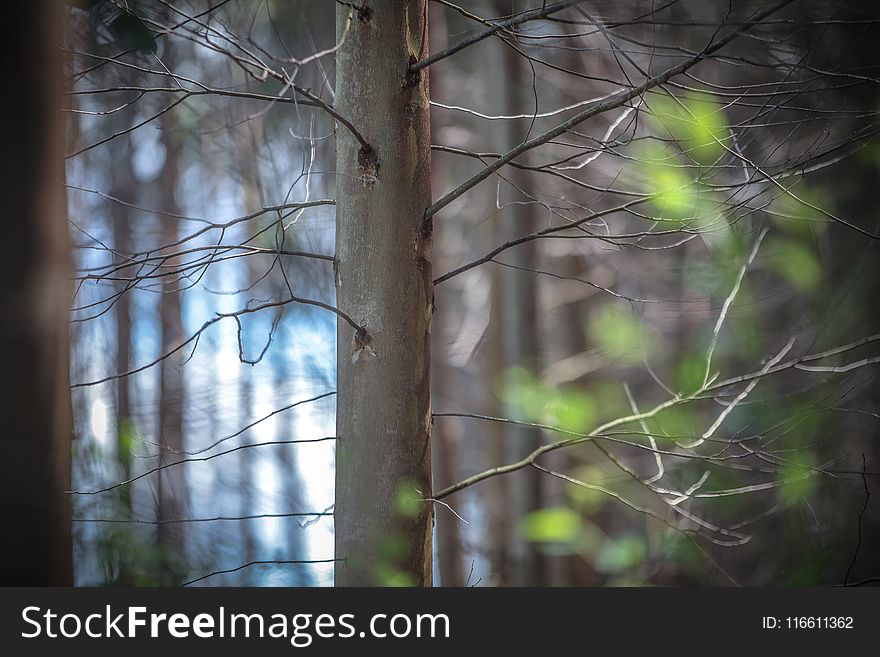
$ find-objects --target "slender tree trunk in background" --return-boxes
[481,61,512,579]
[276,336,314,586]
[334,0,434,586]
[555,257,603,586]
[236,118,314,585]
[157,89,187,579]
[235,126,263,585]
[489,7,545,586]
[485,277,510,584]
[111,134,134,514]
[428,2,465,588]
[1,1,72,585]
[431,354,465,586]
[238,365,258,584]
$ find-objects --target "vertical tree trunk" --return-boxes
[427,1,465,588]
[157,84,187,579]
[489,10,545,586]
[234,125,263,585]
[1,1,72,585]
[110,133,134,514]
[238,365,258,584]
[276,336,314,586]
[485,277,511,584]
[334,0,434,586]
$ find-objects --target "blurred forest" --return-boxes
[34,0,880,586]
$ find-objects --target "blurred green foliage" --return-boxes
[74,428,190,586]
[638,142,702,225]
[595,535,647,574]
[500,367,595,432]
[373,564,417,588]
[673,351,709,395]
[637,93,730,228]
[392,484,422,518]
[646,405,699,445]
[372,533,417,587]
[649,92,730,165]
[767,189,829,238]
[778,453,818,502]
[96,525,185,586]
[521,507,582,543]
[520,502,653,580]
[768,238,822,293]
[587,304,650,365]
[367,483,428,586]
[566,465,608,513]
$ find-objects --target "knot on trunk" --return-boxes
[357,144,379,188]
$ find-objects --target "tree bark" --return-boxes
[157,76,187,580]
[234,124,263,585]
[427,1,465,588]
[334,0,434,586]
[1,1,72,585]
[489,9,545,586]
[110,132,134,514]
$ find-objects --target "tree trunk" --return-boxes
[157,84,187,580]
[334,0,434,586]
[276,335,314,586]
[234,124,263,585]
[1,1,72,585]
[110,133,134,514]
[489,9,545,586]
[427,1,465,588]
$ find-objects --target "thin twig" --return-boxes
[181,559,340,587]
[844,454,871,586]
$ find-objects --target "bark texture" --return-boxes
[157,82,187,578]
[110,132,134,515]
[489,15,545,586]
[334,0,434,586]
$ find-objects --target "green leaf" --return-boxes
[499,369,594,431]
[499,367,548,420]
[649,92,729,164]
[778,453,817,501]
[521,507,582,543]
[544,389,595,433]
[587,304,648,364]
[638,143,700,223]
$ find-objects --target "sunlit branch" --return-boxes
[702,227,769,388]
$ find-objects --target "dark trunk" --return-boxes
[1,1,72,585]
